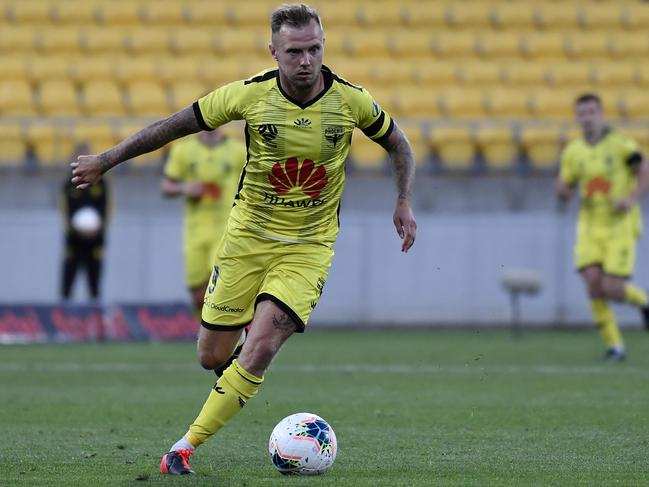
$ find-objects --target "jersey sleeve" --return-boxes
[559,143,578,185]
[195,81,248,130]
[352,88,394,142]
[621,135,643,168]
[163,142,187,181]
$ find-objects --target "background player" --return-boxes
[70,3,416,476]
[556,93,649,361]
[161,128,246,316]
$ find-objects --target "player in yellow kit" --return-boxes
[70,4,417,476]
[556,93,649,362]
[161,129,246,315]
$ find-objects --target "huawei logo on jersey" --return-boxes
[269,158,329,198]
[586,177,611,198]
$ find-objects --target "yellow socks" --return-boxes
[590,299,623,349]
[624,284,648,307]
[186,360,263,447]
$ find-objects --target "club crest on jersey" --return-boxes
[294,118,312,128]
[268,157,328,198]
[324,126,345,148]
[258,124,278,146]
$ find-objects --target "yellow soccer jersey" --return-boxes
[194,65,393,246]
[559,128,644,235]
[164,136,246,243]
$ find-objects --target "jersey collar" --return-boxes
[275,65,333,110]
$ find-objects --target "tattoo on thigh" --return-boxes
[271,312,295,332]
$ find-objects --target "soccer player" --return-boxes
[161,128,246,316]
[71,4,417,475]
[556,93,649,362]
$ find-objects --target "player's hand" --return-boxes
[71,155,103,189]
[393,198,417,253]
[184,181,205,199]
[615,197,637,212]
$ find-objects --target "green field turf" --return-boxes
[1,329,649,486]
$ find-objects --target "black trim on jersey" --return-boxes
[201,320,248,331]
[330,72,363,92]
[275,65,334,110]
[233,123,251,204]
[362,111,386,139]
[244,69,278,85]
[255,293,306,333]
[374,118,394,144]
[627,151,643,168]
[192,101,213,131]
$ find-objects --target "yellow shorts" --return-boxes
[184,236,221,289]
[201,227,333,332]
[575,228,637,278]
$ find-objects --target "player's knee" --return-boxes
[601,278,622,300]
[197,349,229,370]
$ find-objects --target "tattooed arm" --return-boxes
[379,123,417,252]
[71,105,202,189]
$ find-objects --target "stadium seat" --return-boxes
[579,3,623,30]
[72,122,117,155]
[433,33,477,60]
[69,57,116,84]
[169,81,208,111]
[27,56,72,82]
[485,89,531,119]
[125,81,169,117]
[214,29,266,56]
[37,80,80,117]
[227,3,276,27]
[491,3,536,30]
[621,126,649,152]
[429,126,475,171]
[8,0,52,24]
[96,2,141,25]
[413,62,458,86]
[51,0,98,24]
[356,2,404,27]
[350,128,386,171]
[170,28,215,56]
[0,123,26,166]
[502,63,548,88]
[113,58,158,85]
[546,64,593,88]
[401,2,447,27]
[155,57,202,86]
[125,29,171,55]
[621,3,649,30]
[0,26,37,54]
[438,90,485,119]
[400,125,430,169]
[0,56,28,81]
[521,33,566,60]
[185,1,229,26]
[476,32,523,60]
[37,28,82,54]
[81,81,126,117]
[140,0,187,25]
[607,33,649,61]
[593,90,623,119]
[370,62,414,87]
[317,3,369,28]
[520,126,563,170]
[365,87,397,116]
[387,31,435,59]
[0,80,35,116]
[345,31,389,57]
[26,123,73,168]
[529,90,577,121]
[564,33,610,61]
[592,63,637,87]
[475,125,519,170]
[456,63,503,87]
[199,60,247,88]
[534,4,580,30]
[392,89,438,119]
[620,91,649,121]
[446,2,493,29]
[81,28,126,54]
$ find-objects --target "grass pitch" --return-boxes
[1,329,649,486]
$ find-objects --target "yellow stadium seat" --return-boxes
[430,126,475,171]
[316,3,363,28]
[446,2,493,28]
[0,57,28,81]
[241,56,275,78]
[69,57,115,84]
[126,81,169,117]
[564,33,610,61]
[476,32,522,60]
[485,89,531,119]
[170,28,215,56]
[219,121,246,143]
[350,128,386,171]
[433,33,476,60]
[519,126,562,170]
[387,31,435,59]
[0,80,35,116]
[141,0,187,24]
[0,123,26,165]
[27,56,71,82]
[621,3,649,30]
[72,122,117,155]
[27,123,73,167]
[113,57,158,84]
[400,125,429,169]
[155,57,201,86]
[546,64,593,88]
[169,81,208,111]
[346,31,389,57]
[456,63,503,87]
[214,29,266,56]
[52,0,97,24]
[125,29,170,55]
[530,90,577,121]
[96,2,141,25]
[607,33,649,60]
[502,63,548,88]
[535,4,580,30]
[82,81,126,117]
[185,0,228,26]
[401,2,447,27]
[620,91,649,121]
[37,28,81,54]
[38,80,80,116]
[371,62,416,87]
[0,26,37,53]
[392,89,439,119]
[331,60,372,88]
[116,122,166,168]
[620,126,648,151]
[592,63,637,87]
[475,126,518,169]
[357,2,404,27]
[8,0,52,23]
[521,33,566,60]
[361,87,396,115]
[491,3,536,30]
[597,90,623,119]
[439,90,485,119]
[414,63,458,87]
[226,3,275,26]
[579,3,623,30]
[82,28,126,54]
[199,60,246,88]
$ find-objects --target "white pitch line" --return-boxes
[0,362,645,376]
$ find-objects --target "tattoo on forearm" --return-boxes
[271,312,296,332]
[388,130,415,200]
[99,106,201,173]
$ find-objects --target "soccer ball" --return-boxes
[268,412,337,476]
[71,206,102,237]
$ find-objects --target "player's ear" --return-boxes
[269,43,277,61]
